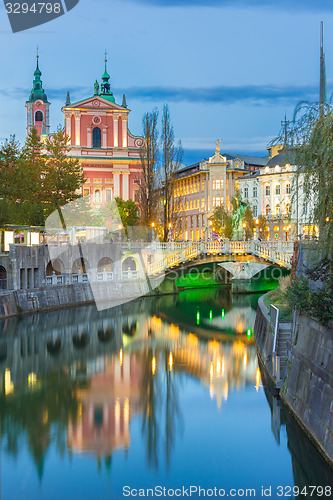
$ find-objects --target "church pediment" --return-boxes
[63,96,126,112]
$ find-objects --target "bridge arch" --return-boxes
[46,259,64,276]
[98,325,113,342]
[97,257,113,273]
[122,257,137,272]
[0,265,7,290]
[72,258,89,274]
[46,338,62,356]
[73,331,89,348]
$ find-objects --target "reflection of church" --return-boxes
[26,54,143,208]
[67,353,142,456]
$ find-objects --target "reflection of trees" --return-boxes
[139,348,183,470]
[0,372,84,479]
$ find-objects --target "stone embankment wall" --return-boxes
[281,314,333,466]
[254,297,333,468]
[0,276,177,319]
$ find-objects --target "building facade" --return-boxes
[238,148,314,241]
[172,144,266,241]
[26,56,143,208]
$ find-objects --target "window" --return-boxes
[244,187,248,198]
[94,190,101,203]
[134,190,140,203]
[106,189,112,202]
[253,186,257,197]
[83,188,89,197]
[213,179,222,190]
[253,205,257,217]
[201,180,205,191]
[265,184,270,196]
[276,203,280,215]
[201,198,205,209]
[213,196,223,207]
[286,183,291,194]
[93,127,101,148]
[265,204,271,216]
[275,184,280,195]
[94,178,102,184]
[35,110,43,122]
[286,203,291,215]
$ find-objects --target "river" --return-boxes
[0,288,332,499]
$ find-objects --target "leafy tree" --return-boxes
[43,128,85,217]
[209,206,234,240]
[242,205,255,240]
[19,128,46,204]
[104,197,139,229]
[138,110,159,226]
[0,135,21,201]
[160,104,183,241]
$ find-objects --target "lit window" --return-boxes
[286,183,291,194]
[275,184,280,195]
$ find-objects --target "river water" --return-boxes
[0,289,332,499]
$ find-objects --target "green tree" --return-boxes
[0,135,21,201]
[104,197,139,229]
[210,206,234,240]
[43,128,85,217]
[242,205,255,240]
[19,128,46,204]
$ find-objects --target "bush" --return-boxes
[286,276,333,326]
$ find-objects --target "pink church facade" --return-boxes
[27,57,143,207]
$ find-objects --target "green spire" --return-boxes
[28,53,48,103]
[99,50,115,103]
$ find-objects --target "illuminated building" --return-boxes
[26,55,143,208]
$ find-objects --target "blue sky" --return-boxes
[0,0,332,164]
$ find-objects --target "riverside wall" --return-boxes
[254,297,333,468]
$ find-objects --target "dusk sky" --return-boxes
[0,0,332,164]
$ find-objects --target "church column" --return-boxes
[65,112,72,139]
[113,114,119,147]
[87,126,92,148]
[102,126,108,148]
[114,172,120,197]
[121,116,128,148]
[122,171,129,200]
[74,112,81,146]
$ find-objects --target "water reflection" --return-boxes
[0,290,332,497]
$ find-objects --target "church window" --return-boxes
[35,111,43,122]
[93,127,102,148]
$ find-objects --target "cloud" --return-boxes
[120,83,319,106]
[2,82,321,107]
[124,0,333,11]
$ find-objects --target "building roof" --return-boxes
[266,148,296,167]
[223,153,268,167]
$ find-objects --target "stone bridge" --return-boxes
[148,240,294,275]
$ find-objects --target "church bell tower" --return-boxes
[26,52,50,137]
